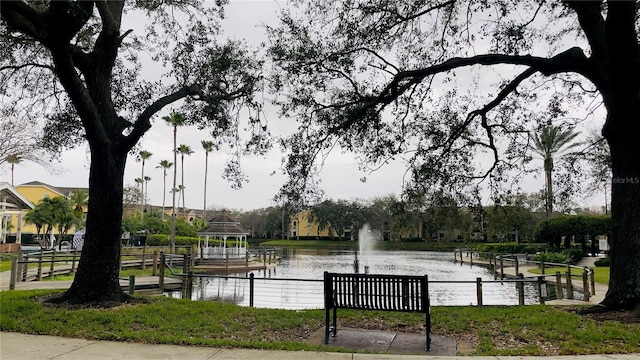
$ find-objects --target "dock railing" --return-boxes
[453,249,595,302]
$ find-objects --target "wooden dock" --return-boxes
[0,274,182,293]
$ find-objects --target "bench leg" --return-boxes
[332,307,337,337]
[425,312,431,351]
[324,308,330,344]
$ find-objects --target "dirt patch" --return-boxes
[576,308,640,323]
[35,293,149,310]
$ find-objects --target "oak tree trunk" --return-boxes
[602,121,640,310]
[50,145,130,303]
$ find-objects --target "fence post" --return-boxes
[159,251,165,292]
[71,249,77,274]
[516,273,525,305]
[514,256,519,275]
[590,269,596,296]
[49,248,56,278]
[555,271,564,300]
[36,248,43,281]
[10,256,18,290]
[191,245,196,270]
[128,275,135,296]
[183,253,189,275]
[21,252,28,281]
[566,271,574,300]
[540,260,545,275]
[141,246,146,270]
[459,249,463,263]
[583,267,590,302]
[499,254,504,280]
[225,251,229,270]
[476,277,483,307]
[152,250,158,276]
[537,276,546,305]
[249,272,255,307]
[490,254,497,280]
[183,249,193,301]
[470,251,473,265]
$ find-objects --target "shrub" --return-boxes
[532,251,572,264]
[475,243,544,254]
[594,257,611,267]
[559,247,583,263]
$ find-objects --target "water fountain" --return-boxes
[355,223,381,273]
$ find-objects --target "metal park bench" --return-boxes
[323,271,431,351]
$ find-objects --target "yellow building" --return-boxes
[289,209,343,239]
[12,181,88,238]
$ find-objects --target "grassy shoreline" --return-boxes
[2,242,627,355]
[1,290,639,356]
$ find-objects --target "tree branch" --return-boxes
[343,49,592,130]
[124,84,205,149]
[0,1,47,41]
[0,62,54,72]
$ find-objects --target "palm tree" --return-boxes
[201,140,215,222]
[530,122,581,218]
[138,150,152,215]
[163,111,186,252]
[68,189,88,224]
[24,205,48,247]
[134,177,144,213]
[177,144,194,216]
[5,154,21,186]
[156,160,173,220]
[143,175,151,212]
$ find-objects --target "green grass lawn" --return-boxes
[529,266,610,284]
[1,290,638,356]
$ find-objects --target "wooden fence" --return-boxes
[453,249,596,302]
[8,245,190,290]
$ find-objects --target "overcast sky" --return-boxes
[0,1,606,212]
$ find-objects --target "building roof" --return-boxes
[17,181,89,198]
[197,209,248,236]
[0,182,34,211]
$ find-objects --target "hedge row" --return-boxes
[145,234,241,248]
[474,243,546,254]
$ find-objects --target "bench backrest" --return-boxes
[324,272,429,312]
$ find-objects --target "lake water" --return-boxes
[170,249,539,309]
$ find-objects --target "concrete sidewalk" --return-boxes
[2,332,638,360]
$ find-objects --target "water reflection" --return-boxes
[168,249,539,309]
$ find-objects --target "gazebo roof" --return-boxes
[0,182,34,211]
[197,210,248,236]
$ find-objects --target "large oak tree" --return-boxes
[268,1,639,311]
[1,1,268,304]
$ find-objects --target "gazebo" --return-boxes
[197,209,249,259]
[0,182,34,245]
